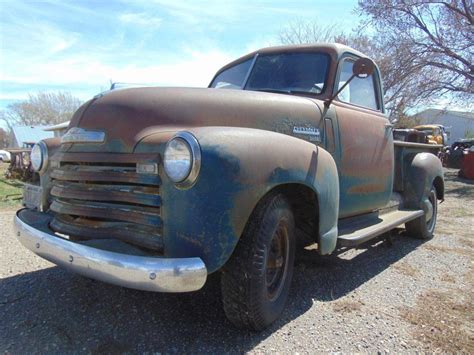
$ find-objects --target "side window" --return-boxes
[338,59,379,111]
[210,59,252,89]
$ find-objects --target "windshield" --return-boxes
[416,127,435,134]
[210,52,330,95]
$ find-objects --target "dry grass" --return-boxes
[440,274,456,284]
[401,288,474,353]
[332,299,364,313]
[403,170,474,351]
[459,238,474,249]
[393,261,419,278]
[423,243,471,257]
[0,163,23,209]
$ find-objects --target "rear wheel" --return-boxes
[406,185,438,239]
[221,193,295,331]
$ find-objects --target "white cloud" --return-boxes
[1,47,233,101]
[0,0,351,105]
[119,12,163,27]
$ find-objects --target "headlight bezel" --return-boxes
[30,141,48,174]
[163,132,201,189]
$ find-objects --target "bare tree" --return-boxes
[278,22,411,117]
[278,2,473,118]
[279,21,342,44]
[358,0,473,104]
[2,91,82,127]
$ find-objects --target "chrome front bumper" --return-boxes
[14,209,207,292]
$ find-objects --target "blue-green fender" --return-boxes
[402,152,444,211]
[135,126,339,273]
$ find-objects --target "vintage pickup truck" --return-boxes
[15,44,443,330]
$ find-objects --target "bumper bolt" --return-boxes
[149,272,156,280]
[17,231,20,237]
[35,243,40,249]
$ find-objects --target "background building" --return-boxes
[10,126,54,149]
[415,109,474,144]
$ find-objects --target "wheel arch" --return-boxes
[402,152,444,209]
[265,183,320,248]
[141,126,340,272]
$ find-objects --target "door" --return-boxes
[333,57,394,218]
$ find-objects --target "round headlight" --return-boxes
[31,141,48,173]
[163,132,201,188]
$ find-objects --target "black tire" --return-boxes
[221,193,295,331]
[406,185,438,239]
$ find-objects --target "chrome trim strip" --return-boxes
[14,210,207,292]
[61,127,106,144]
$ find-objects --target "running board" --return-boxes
[337,210,424,247]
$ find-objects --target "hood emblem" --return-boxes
[61,127,106,144]
[293,126,321,142]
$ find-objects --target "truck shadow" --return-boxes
[0,231,423,353]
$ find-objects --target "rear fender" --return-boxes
[403,152,444,210]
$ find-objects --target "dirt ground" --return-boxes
[0,168,472,353]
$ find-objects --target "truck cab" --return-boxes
[14,44,444,331]
[414,124,449,146]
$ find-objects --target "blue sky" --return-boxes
[0,0,360,113]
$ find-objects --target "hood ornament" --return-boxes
[61,127,106,144]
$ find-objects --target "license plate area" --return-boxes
[23,184,42,210]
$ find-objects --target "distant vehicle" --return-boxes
[393,128,428,143]
[445,138,474,169]
[414,124,449,146]
[460,145,474,179]
[0,150,11,162]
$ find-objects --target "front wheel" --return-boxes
[221,193,295,331]
[406,185,438,239]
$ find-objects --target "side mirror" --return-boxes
[324,56,377,108]
[352,57,376,78]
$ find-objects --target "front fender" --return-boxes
[136,127,339,272]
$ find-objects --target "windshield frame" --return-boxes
[210,51,331,97]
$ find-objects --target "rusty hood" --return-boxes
[66,87,323,153]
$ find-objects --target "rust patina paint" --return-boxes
[43,43,443,273]
[50,44,372,271]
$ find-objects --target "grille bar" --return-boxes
[50,215,163,252]
[51,198,162,227]
[51,181,161,207]
[51,165,161,185]
[49,158,163,252]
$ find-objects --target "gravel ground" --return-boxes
[0,168,472,353]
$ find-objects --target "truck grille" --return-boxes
[49,160,163,252]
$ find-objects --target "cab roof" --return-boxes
[414,124,444,129]
[216,43,368,75]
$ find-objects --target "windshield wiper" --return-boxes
[287,90,318,96]
[251,88,317,96]
[251,88,291,94]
